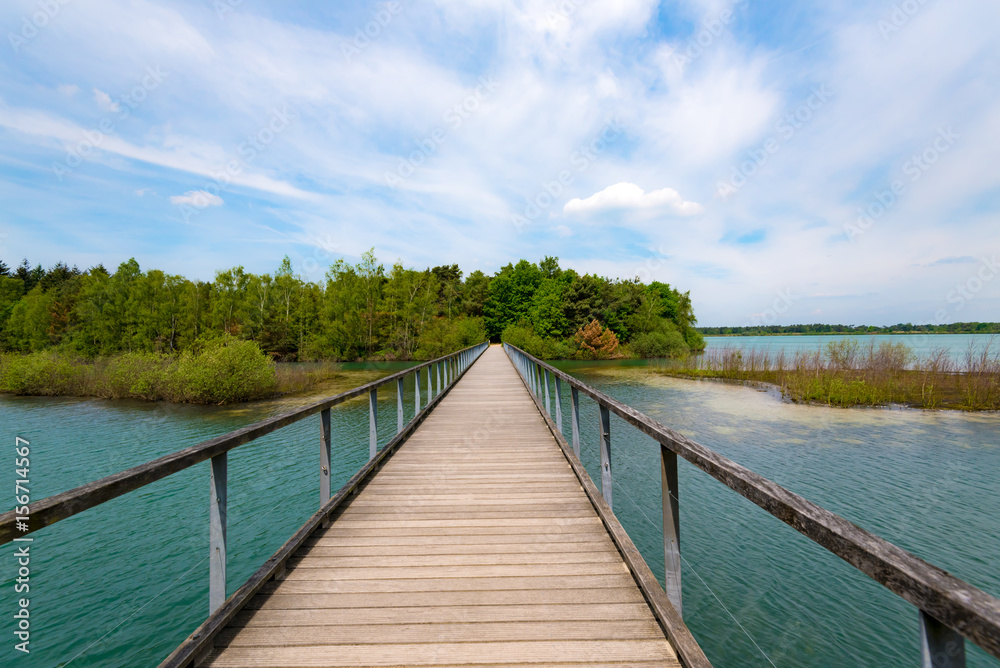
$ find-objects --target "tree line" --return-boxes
[0,253,703,361]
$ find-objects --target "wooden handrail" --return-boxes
[503,343,1000,663]
[0,343,488,544]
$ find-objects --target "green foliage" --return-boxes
[0,351,87,395]
[414,317,487,359]
[0,339,277,404]
[171,337,276,403]
[629,330,689,358]
[0,253,703,371]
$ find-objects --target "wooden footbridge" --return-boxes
[3,343,999,667]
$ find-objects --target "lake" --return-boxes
[1,356,998,666]
[703,333,997,364]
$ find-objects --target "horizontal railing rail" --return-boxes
[504,343,1000,667]
[1,341,489,633]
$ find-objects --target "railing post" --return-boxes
[661,445,682,616]
[320,408,331,508]
[599,405,612,510]
[920,610,966,668]
[543,369,551,416]
[554,377,563,433]
[209,453,227,614]
[436,362,442,395]
[571,387,581,458]
[415,369,421,414]
[369,388,378,460]
[427,365,432,404]
[397,377,404,434]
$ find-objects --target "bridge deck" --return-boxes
[204,346,680,667]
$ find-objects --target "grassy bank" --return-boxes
[658,339,1000,410]
[0,338,340,404]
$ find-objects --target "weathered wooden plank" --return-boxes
[259,574,640,594]
[289,551,623,568]
[205,641,675,667]
[248,586,646,609]
[216,620,664,646]
[232,603,656,627]
[281,562,628,581]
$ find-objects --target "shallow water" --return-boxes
[0,358,997,666]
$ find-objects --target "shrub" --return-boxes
[631,331,689,359]
[102,352,170,400]
[573,319,620,359]
[170,337,277,403]
[0,351,86,395]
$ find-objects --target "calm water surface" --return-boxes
[1,356,997,666]
[704,333,997,364]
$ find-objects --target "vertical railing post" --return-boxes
[415,369,422,414]
[436,362,442,395]
[571,387,581,458]
[397,377,404,434]
[369,388,378,460]
[209,453,227,614]
[920,611,966,668]
[426,365,432,404]
[554,377,563,433]
[320,408,331,508]
[661,444,682,616]
[543,369,551,416]
[599,405,612,510]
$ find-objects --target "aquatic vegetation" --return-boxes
[658,339,1000,410]
[0,337,340,404]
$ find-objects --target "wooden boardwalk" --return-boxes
[205,346,680,667]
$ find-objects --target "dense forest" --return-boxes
[699,323,1000,336]
[0,253,703,362]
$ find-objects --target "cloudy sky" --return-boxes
[1,0,997,326]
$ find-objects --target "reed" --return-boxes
[658,338,1000,410]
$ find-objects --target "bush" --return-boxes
[573,319,620,359]
[102,352,170,400]
[631,330,689,358]
[0,351,86,395]
[170,337,276,403]
[414,317,487,359]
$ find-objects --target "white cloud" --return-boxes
[57,84,79,97]
[564,182,703,216]
[169,190,223,208]
[92,88,119,113]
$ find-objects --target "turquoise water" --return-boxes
[1,358,998,666]
[704,333,997,364]
[552,360,1000,667]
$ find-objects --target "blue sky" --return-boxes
[1,0,998,327]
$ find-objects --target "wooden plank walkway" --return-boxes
[205,345,680,667]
